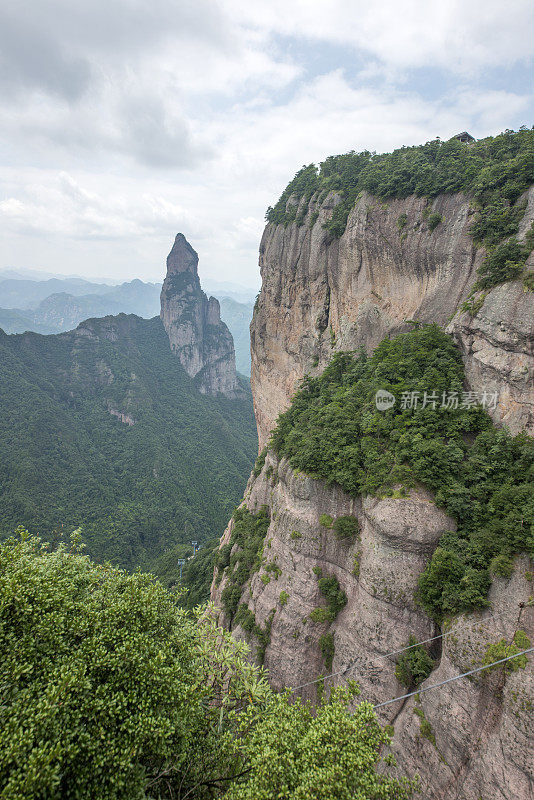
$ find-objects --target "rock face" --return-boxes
[251,187,534,446]
[212,452,534,800]
[213,185,534,798]
[160,234,241,397]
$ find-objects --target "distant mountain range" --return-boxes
[0,274,254,374]
[0,238,258,585]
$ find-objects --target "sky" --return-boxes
[0,0,533,289]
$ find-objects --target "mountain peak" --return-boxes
[160,234,242,398]
[166,233,199,276]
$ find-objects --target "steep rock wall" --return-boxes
[212,452,534,800]
[214,183,534,798]
[252,187,534,446]
[161,234,241,398]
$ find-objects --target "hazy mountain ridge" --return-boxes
[0,274,253,374]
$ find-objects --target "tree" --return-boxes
[0,530,415,800]
[226,687,416,800]
[0,530,269,800]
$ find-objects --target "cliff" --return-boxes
[252,187,534,446]
[160,234,241,397]
[213,163,534,799]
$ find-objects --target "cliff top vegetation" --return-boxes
[266,128,534,289]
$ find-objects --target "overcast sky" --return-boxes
[1,0,533,289]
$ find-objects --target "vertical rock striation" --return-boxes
[160,234,241,397]
[251,187,534,446]
[213,183,534,799]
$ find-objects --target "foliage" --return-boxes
[1,532,415,800]
[266,128,534,288]
[332,515,359,541]
[279,590,289,606]
[413,707,436,746]
[219,506,271,621]
[475,238,530,289]
[310,574,347,622]
[397,213,408,232]
[489,553,514,578]
[319,632,335,670]
[427,212,442,232]
[253,447,267,478]
[319,513,333,528]
[395,637,435,688]
[271,325,534,620]
[482,630,531,672]
[224,686,416,800]
[0,530,271,800]
[0,316,257,585]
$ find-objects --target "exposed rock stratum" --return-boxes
[160,234,241,397]
[212,186,534,799]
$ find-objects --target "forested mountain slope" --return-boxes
[0,313,256,579]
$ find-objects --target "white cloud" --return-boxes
[0,0,532,287]
[227,0,534,73]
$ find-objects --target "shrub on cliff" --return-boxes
[395,637,435,688]
[0,530,415,800]
[271,325,534,620]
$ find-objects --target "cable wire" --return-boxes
[289,605,523,693]
[373,647,533,709]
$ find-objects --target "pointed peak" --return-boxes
[166,233,199,276]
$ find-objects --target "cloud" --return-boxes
[0,0,532,286]
[227,0,534,73]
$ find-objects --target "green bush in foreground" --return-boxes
[0,531,414,800]
[225,687,416,800]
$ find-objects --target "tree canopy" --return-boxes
[0,530,415,800]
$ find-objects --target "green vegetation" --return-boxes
[219,506,271,621]
[1,531,414,800]
[482,630,531,673]
[279,590,289,606]
[319,513,334,528]
[397,212,408,232]
[524,271,534,291]
[413,707,436,746]
[319,632,335,671]
[427,212,442,232]
[224,686,416,800]
[266,128,534,288]
[310,574,348,622]
[253,446,267,477]
[332,515,359,541]
[475,238,530,288]
[271,325,534,620]
[395,637,435,688]
[0,316,257,588]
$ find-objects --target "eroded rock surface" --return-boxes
[215,185,534,799]
[252,188,534,446]
[212,453,533,800]
[160,234,241,397]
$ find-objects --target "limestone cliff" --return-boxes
[252,187,534,446]
[160,234,241,397]
[212,452,533,800]
[213,181,534,799]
